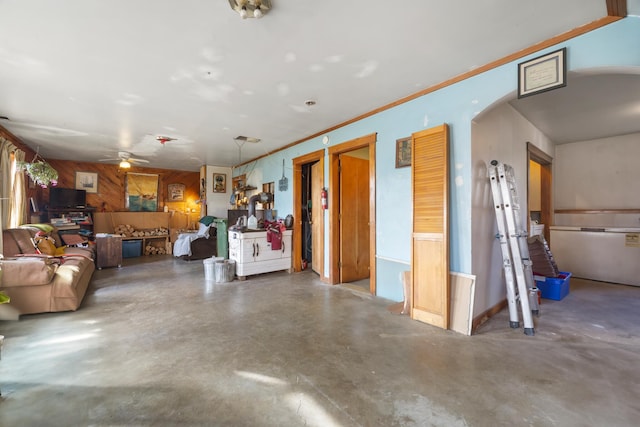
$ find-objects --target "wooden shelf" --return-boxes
[121,235,170,255]
[48,207,95,234]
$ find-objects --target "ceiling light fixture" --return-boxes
[119,160,131,169]
[228,0,271,19]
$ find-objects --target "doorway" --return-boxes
[299,161,323,275]
[527,142,552,243]
[339,149,370,284]
[328,133,376,293]
[293,150,325,278]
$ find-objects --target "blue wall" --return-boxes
[235,17,640,301]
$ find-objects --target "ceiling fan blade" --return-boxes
[129,157,149,164]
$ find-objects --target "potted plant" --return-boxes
[18,159,58,188]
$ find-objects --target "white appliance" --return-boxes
[550,226,640,286]
[228,229,292,279]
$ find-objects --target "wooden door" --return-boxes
[411,124,449,329]
[311,161,323,274]
[527,142,553,243]
[339,154,370,283]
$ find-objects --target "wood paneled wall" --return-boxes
[43,159,200,213]
[1,124,201,215]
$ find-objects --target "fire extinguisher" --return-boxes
[321,188,328,210]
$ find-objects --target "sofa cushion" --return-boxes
[63,246,95,260]
[0,257,58,287]
[2,230,21,257]
[6,228,38,255]
[50,257,94,298]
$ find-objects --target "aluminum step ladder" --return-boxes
[489,160,539,336]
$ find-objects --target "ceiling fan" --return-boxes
[99,151,149,169]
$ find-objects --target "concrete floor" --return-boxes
[1,255,639,427]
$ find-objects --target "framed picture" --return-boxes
[395,137,411,168]
[125,173,159,212]
[167,183,185,201]
[213,173,226,193]
[518,47,566,98]
[75,171,99,193]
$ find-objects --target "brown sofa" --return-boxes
[0,226,95,316]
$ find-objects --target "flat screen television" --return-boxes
[49,187,87,209]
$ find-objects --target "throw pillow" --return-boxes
[61,233,86,246]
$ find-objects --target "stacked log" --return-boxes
[145,244,167,255]
[114,224,169,256]
[115,225,169,238]
[114,224,134,237]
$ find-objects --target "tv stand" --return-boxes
[47,207,96,236]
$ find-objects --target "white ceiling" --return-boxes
[509,71,640,144]
[0,1,635,171]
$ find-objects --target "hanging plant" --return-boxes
[0,290,9,304]
[18,158,58,188]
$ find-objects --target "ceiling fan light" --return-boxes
[229,0,270,19]
[119,160,131,169]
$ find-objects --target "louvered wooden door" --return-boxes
[411,124,450,329]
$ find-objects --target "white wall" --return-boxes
[554,133,640,228]
[231,17,640,303]
[205,165,233,219]
[471,103,554,317]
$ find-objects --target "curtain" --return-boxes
[9,148,26,227]
[0,137,18,253]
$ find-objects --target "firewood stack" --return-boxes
[114,224,135,237]
[114,225,169,238]
[145,244,167,255]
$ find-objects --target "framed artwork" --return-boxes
[213,173,226,193]
[125,172,159,212]
[167,183,185,201]
[395,137,411,168]
[518,47,566,98]
[75,171,99,193]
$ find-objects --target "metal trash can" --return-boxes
[215,259,236,283]
[203,257,224,281]
[203,258,215,281]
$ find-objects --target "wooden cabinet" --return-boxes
[96,234,123,269]
[94,212,170,256]
[228,229,292,279]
